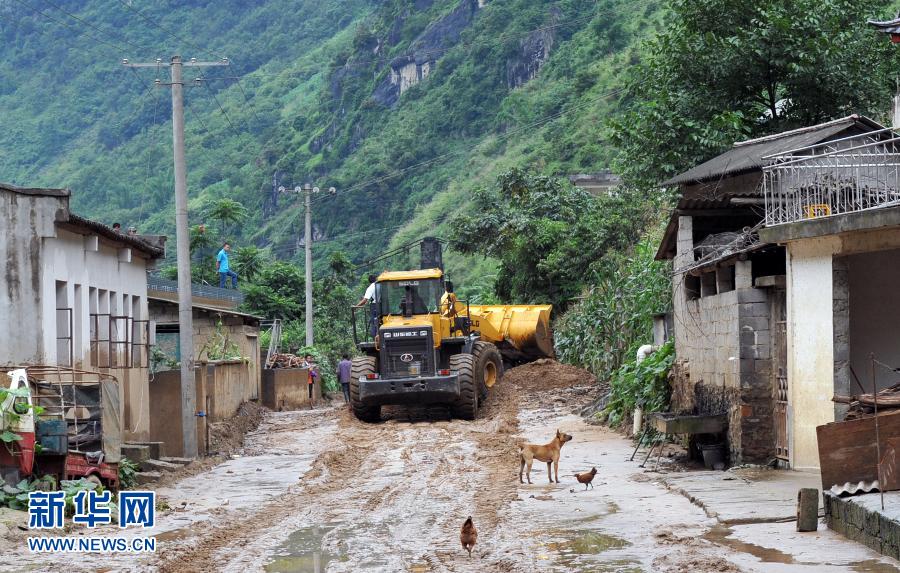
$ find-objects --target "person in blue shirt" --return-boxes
[336,354,352,406]
[216,242,238,289]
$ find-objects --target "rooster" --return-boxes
[575,467,598,490]
[460,516,477,558]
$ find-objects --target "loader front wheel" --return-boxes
[350,356,381,423]
[450,353,478,420]
[472,341,503,400]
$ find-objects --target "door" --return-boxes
[772,288,789,461]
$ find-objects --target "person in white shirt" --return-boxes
[355,274,378,338]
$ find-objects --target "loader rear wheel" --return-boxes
[350,356,381,423]
[450,353,478,420]
[472,341,503,400]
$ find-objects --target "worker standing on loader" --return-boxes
[355,274,379,338]
[441,280,460,318]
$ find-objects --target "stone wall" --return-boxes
[833,256,850,420]
[824,492,900,560]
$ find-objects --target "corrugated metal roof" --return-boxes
[828,480,880,496]
[66,214,164,258]
[0,181,69,197]
[148,295,262,321]
[661,115,885,187]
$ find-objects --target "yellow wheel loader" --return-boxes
[349,268,554,422]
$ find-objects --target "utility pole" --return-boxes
[304,184,314,347]
[279,184,336,347]
[124,55,228,459]
[868,16,900,126]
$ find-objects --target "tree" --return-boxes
[449,168,647,309]
[190,223,214,257]
[611,0,897,191]
[240,261,305,320]
[234,246,265,282]
[206,198,248,238]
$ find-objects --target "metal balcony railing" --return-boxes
[147,275,244,305]
[763,127,900,226]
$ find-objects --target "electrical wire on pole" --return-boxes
[123,55,229,459]
[279,184,338,346]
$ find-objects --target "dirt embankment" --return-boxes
[151,401,269,490]
[208,401,268,455]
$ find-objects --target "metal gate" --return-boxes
[773,288,789,461]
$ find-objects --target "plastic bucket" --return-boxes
[700,443,726,470]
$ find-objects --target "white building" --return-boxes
[0,182,165,441]
[759,117,900,470]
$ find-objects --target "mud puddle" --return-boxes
[704,523,795,564]
[543,529,633,571]
[264,523,345,573]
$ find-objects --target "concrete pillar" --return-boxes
[735,260,753,289]
[716,265,734,293]
[700,272,717,297]
[832,256,850,420]
[675,216,694,268]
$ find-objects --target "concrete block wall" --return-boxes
[736,288,775,462]
[670,215,777,463]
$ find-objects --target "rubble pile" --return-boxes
[267,353,306,369]
[836,382,900,420]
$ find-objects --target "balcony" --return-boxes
[763,127,900,226]
[147,275,244,309]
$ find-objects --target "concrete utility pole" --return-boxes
[304,184,314,347]
[279,184,336,347]
[868,15,900,126]
[124,55,228,459]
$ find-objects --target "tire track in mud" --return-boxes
[156,361,592,573]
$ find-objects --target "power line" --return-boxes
[40,0,150,52]
[253,0,628,203]
[200,76,240,134]
[309,82,631,208]
[111,0,265,133]
[113,0,216,58]
[188,62,262,134]
[11,0,134,54]
[126,65,164,223]
[267,224,410,258]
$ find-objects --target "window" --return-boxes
[55,281,71,366]
[684,275,700,301]
[378,279,443,315]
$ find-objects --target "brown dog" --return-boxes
[519,429,573,484]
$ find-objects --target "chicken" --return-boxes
[460,516,477,557]
[575,467,597,490]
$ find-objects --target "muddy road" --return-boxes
[4,361,898,572]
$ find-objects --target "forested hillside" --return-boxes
[4,0,900,400]
[0,0,660,290]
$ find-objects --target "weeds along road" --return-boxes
[8,361,898,572]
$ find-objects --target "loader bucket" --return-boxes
[467,305,554,362]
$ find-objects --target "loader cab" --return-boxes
[378,278,442,317]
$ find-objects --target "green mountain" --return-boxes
[0,0,661,291]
